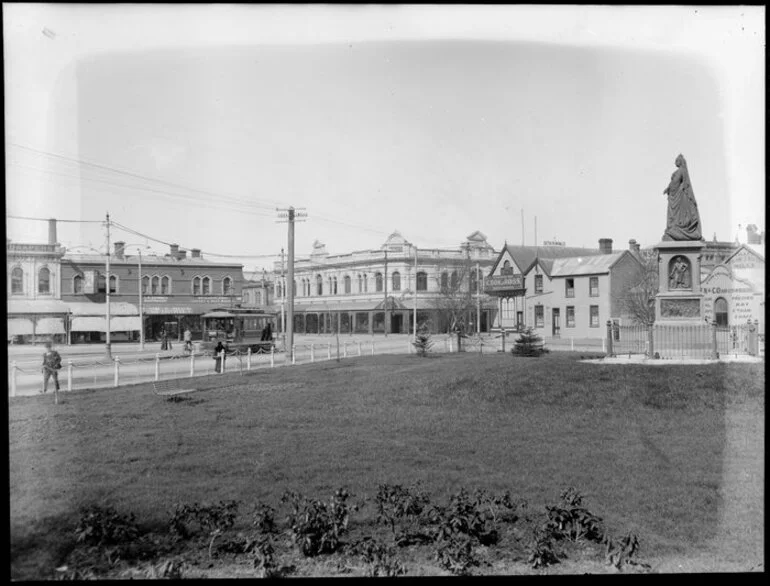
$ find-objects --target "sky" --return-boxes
[4,4,765,273]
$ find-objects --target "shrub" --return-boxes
[352,537,406,577]
[528,530,560,569]
[511,328,549,357]
[543,488,604,543]
[604,531,651,571]
[375,483,432,538]
[74,505,140,547]
[169,500,240,540]
[281,488,356,557]
[412,322,434,357]
[435,535,479,575]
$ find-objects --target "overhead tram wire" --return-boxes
[6,215,103,224]
[6,142,285,212]
[7,161,279,218]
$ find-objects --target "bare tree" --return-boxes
[430,255,476,334]
[619,249,659,326]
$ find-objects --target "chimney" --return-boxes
[599,238,613,254]
[191,248,201,259]
[48,218,57,245]
[114,241,125,258]
[177,248,187,260]
[628,239,641,255]
[170,243,179,257]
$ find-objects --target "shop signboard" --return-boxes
[485,274,525,293]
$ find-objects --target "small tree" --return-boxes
[412,322,434,357]
[511,327,548,357]
[618,249,658,327]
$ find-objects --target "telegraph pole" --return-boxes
[384,249,388,337]
[280,248,286,347]
[413,246,418,341]
[277,207,306,364]
[105,212,112,358]
[476,261,481,334]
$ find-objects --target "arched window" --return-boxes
[416,271,428,291]
[316,274,323,296]
[11,267,24,294]
[151,275,160,295]
[332,276,338,295]
[192,276,201,295]
[363,274,368,292]
[223,276,233,295]
[109,275,117,293]
[344,275,351,294]
[358,274,363,293]
[161,276,170,295]
[142,275,150,295]
[440,271,449,291]
[255,291,262,305]
[450,271,459,289]
[73,274,84,294]
[469,269,479,293]
[501,260,513,276]
[38,267,51,294]
[715,297,729,327]
[392,271,401,292]
[375,272,383,292]
[202,276,211,295]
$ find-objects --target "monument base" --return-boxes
[654,240,705,323]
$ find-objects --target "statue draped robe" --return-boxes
[663,162,702,241]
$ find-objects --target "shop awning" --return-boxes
[70,316,106,332]
[7,299,70,314]
[110,316,141,331]
[201,311,236,318]
[35,317,66,334]
[8,318,34,336]
[67,301,139,316]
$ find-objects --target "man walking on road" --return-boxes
[41,341,62,395]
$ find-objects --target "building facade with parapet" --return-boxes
[59,240,246,344]
[484,238,643,339]
[6,219,69,343]
[272,231,498,335]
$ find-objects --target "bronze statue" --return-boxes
[668,256,691,289]
[662,154,703,241]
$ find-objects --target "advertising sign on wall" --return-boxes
[83,270,96,294]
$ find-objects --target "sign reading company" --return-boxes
[144,306,195,315]
[485,274,525,293]
[701,266,761,325]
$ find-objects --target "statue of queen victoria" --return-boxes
[662,154,703,241]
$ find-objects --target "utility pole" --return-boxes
[384,248,388,337]
[280,248,286,347]
[277,207,306,364]
[105,212,112,358]
[413,245,418,341]
[476,260,481,335]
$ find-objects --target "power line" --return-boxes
[6,214,103,224]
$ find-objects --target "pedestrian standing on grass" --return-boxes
[214,339,226,373]
[41,341,62,394]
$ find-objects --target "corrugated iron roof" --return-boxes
[63,254,240,266]
[504,245,604,273]
[549,251,627,276]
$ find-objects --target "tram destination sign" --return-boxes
[485,274,525,292]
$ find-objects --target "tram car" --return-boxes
[199,307,278,354]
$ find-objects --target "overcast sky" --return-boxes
[4,4,765,272]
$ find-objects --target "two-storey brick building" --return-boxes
[60,241,246,343]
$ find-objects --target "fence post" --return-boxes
[343,342,348,358]
[310,344,315,363]
[501,329,506,353]
[270,345,275,368]
[358,342,362,356]
[10,361,17,398]
[647,326,655,359]
[605,321,614,356]
[711,320,718,360]
[113,356,120,387]
[220,350,226,374]
[371,341,375,356]
[190,352,195,376]
[154,353,160,381]
[247,347,252,370]
[292,345,296,365]
[748,320,758,356]
[67,360,73,392]
[327,344,331,360]
[449,336,453,353]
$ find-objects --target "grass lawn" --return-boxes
[9,351,764,578]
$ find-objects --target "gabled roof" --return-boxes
[550,251,631,277]
[506,244,604,273]
[724,243,765,265]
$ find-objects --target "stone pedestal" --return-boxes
[654,240,706,323]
